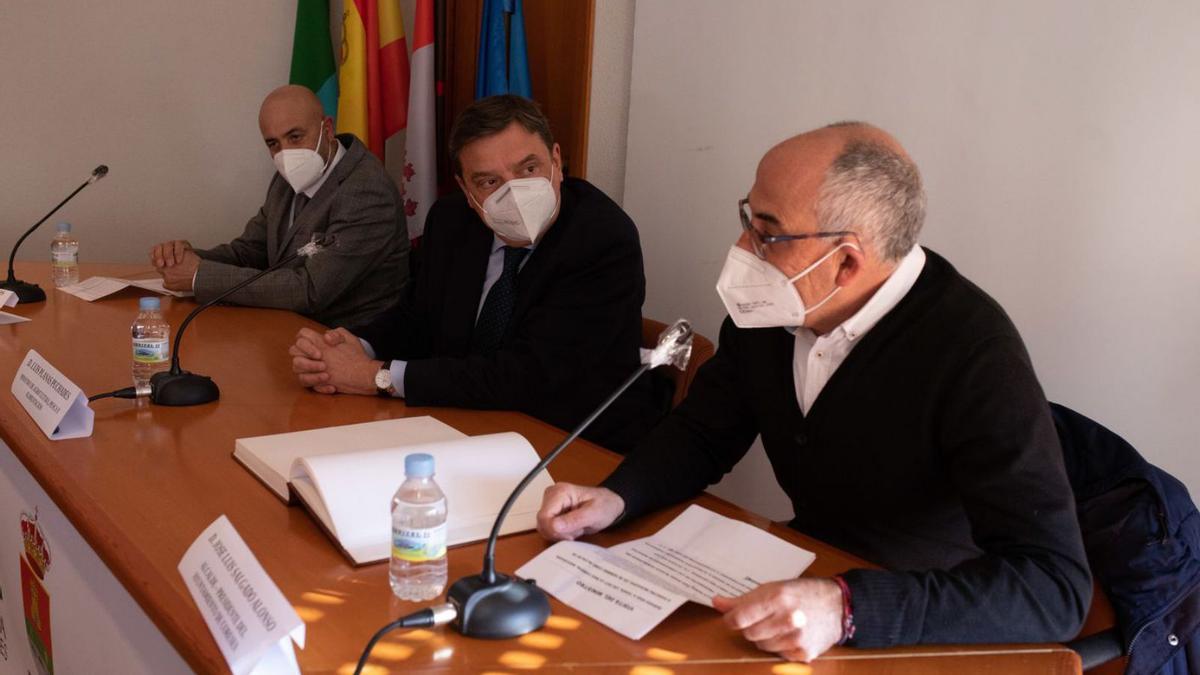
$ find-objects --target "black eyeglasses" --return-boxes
[739,198,854,259]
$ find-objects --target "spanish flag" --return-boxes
[337,0,410,159]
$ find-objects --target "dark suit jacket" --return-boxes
[194,134,409,328]
[354,177,663,453]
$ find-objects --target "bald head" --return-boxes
[755,121,924,262]
[258,85,334,159]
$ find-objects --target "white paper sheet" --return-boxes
[178,515,304,675]
[0,289,29,323]
[0,311,30,324]
[58,275,193,301]
[517,504,816,640]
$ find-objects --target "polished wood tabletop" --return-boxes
[0,262,1082,674]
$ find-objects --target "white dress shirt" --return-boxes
[287,140,346,230]
[792,245,926,413]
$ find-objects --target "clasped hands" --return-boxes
[289,327,382,395]
[149,240,200,291]
[536,482,845,662]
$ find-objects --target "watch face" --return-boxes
[374,368,391,390]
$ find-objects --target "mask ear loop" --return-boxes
[786,241,861,314]
[315,121,334,174]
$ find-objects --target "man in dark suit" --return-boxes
[537,123,1092,660]
[148,85,409,328]
[289,95,662,453]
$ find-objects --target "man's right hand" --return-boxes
[289,327,379,396]
[536,483,625,541]
[150,240,194,268]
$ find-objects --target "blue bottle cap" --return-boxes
[404,452,435,477]
[56,222,71,233]
[139,297,161,311]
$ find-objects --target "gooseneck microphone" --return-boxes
[2,165,109,304]
[446,319,695,639]
[148,234,336,406]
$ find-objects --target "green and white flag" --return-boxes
[289,0,339,118]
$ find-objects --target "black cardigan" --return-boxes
[603,248,1092,647]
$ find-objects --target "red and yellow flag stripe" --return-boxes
[337,0,410,158]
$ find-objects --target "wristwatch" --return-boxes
[374,362,397,397]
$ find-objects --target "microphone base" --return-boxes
[150,371,220,406]
[447,573,550,639]
[0,279,45,304]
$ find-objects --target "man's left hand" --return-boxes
[158,250,201,291]
[712,578,844,662]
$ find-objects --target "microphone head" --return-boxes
[88,165,109,184]
[641,318,694,371]
[297,233,336,258]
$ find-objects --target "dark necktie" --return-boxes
[294,193,310,215]
[472,246,530,353]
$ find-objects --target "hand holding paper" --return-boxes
[517,505,816,640]
[713,577,845,662]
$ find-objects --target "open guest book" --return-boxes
[234,417,555,565]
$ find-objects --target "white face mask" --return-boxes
[716,242,858,329]
[469,164,559,244]
[273,122,331,194]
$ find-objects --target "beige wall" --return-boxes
[0,2,299,264]
[622,0,1200,519]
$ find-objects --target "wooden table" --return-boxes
[0,262,1082,674]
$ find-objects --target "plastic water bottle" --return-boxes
[131,297,171,390]
[390,453,448,601]
[50,222,79,287]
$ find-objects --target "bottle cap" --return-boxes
[56,222,71,233]
[404,452,435,478]
[138,297,161,311]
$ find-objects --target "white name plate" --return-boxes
[178,515,305,675]
[10,349,93,440]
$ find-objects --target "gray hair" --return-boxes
[815,137,926,261]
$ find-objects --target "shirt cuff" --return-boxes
[389,360,407,398]
[359,338,377,359]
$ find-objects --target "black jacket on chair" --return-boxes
[1052,403,1200,675]
[353,177,662,453]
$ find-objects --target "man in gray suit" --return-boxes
[149,85,409,328]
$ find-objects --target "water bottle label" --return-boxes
[51,249,78,266]
[392,523,447,562]
[133,339,169,363]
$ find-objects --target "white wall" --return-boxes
[622,0,1200,519]
[0,1,297,263]
[0,1,417,265]
[585,0,636,202]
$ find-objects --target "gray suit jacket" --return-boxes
[193,134,409,328]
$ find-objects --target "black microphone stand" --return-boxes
[2,165,108,304]
[447,319,694,639]
[150,236,333,406]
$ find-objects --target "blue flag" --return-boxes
[475,0,532,98]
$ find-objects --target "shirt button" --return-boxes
[1168,634,1179,647]
[815,351,824,358]
[794,433,808,446]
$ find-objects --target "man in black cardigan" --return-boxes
[288,96,660,453]
[537,123,1092,660]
